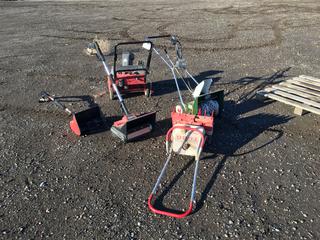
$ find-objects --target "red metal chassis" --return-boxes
[107,72,149,95]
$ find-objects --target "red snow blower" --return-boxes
[106,41,154,99]
[147,35,224,218]
[90,41,156,142]
[148,91,223,218]
[39,91,103,136]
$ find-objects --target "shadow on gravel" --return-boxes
[151,69,223,97]
[221,67,291,102]
[148,118,172,139]
[194,98,293,213]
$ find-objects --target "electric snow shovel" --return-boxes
[91,41,156,142]
[39,91,103,136]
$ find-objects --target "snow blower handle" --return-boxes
[93,41,129,116]
[148,126,205,218]
[40,91,72,115]
[146,35,179,45]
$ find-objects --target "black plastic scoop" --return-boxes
[39,91,104,136]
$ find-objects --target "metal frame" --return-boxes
[146,35,200,110]
[148,125,205,218]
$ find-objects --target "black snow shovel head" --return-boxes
[70,105,104,136]
[111,111,156,142]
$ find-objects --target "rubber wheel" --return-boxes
[144,88,150,97]
[144,83,151,97]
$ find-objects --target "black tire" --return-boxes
[144,88,150,97]
[144,83,151,97]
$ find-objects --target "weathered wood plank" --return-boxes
[257,91,320,115]
[291,77,320,87]
[286,79,320,92]
[299,75,320,84]
[264,87,320,109]
[279,82,320,97]
[293,107,306,116]
[271,85,320,102]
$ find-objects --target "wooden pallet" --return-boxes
[256,75,320,116]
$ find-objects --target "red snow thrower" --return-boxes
[106,41,154,99]
[147,35,224,218]
[90,41,156,142]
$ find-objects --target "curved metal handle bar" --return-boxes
[115,40,153,47]
[113,41,153,75]
[148,126,204,218]
[148,194,194,219]
[148,155,200,218]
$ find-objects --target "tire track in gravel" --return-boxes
[146,18,283,52]
[119,2,319,52]
[119,4,285,52]
[202,3,320,15]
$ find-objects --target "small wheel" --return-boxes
[144,88,150,97]
[144,83,151,97]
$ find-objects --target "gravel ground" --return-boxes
[0,0,319,239]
